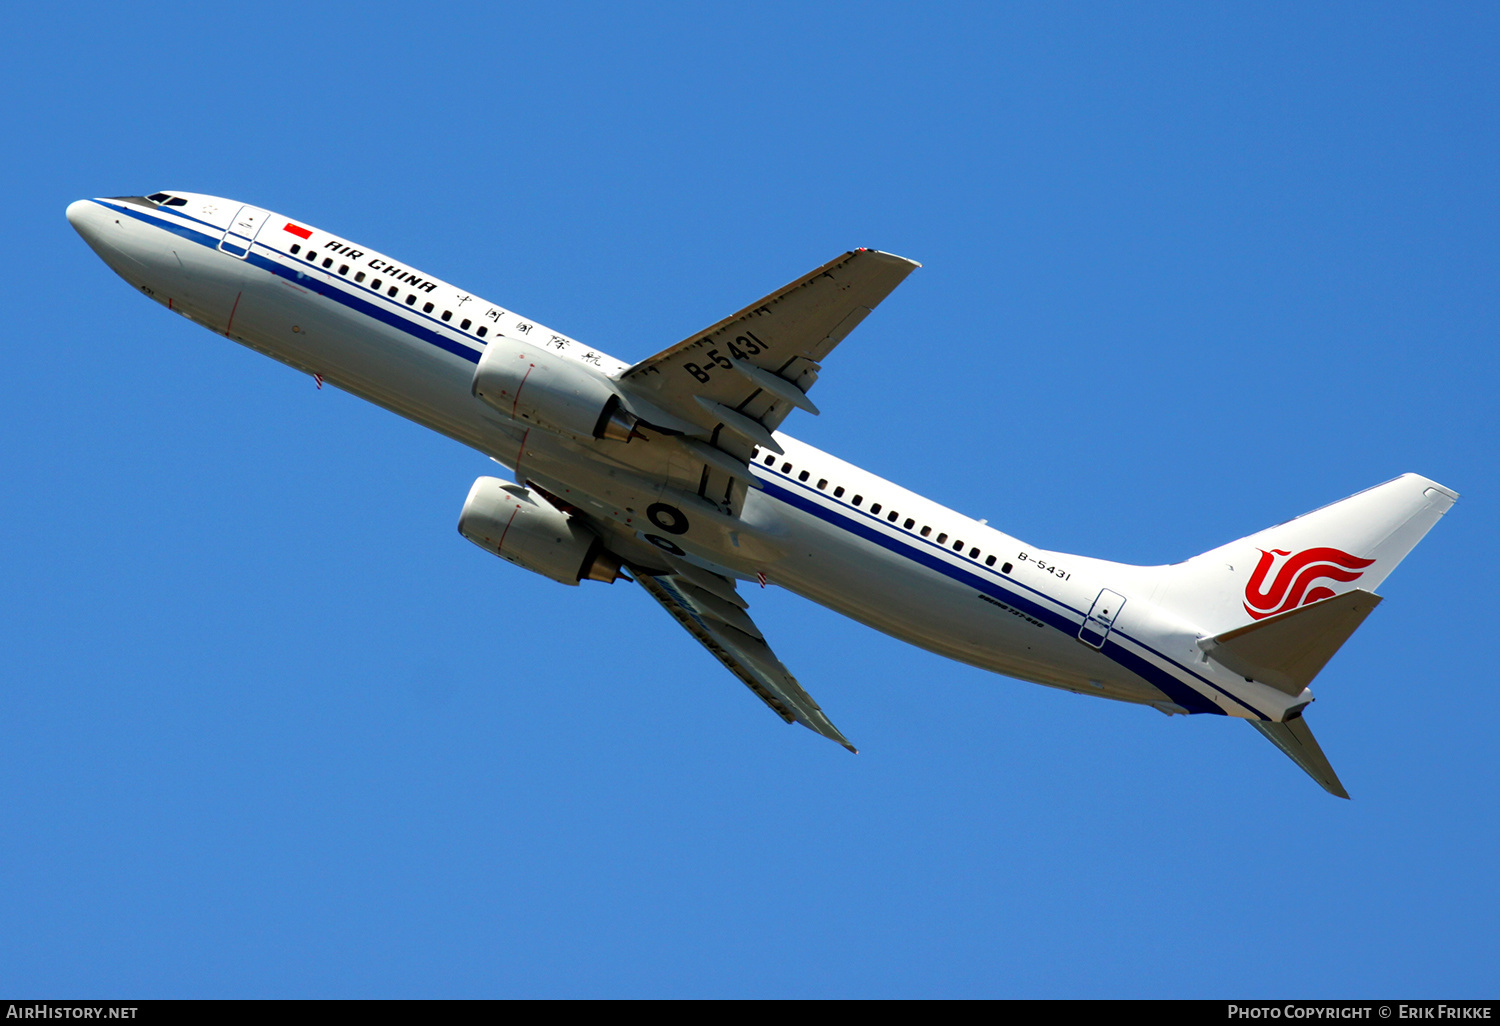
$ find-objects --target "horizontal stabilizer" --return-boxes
[1250,716,1349,799]
[1202,589,1382,696]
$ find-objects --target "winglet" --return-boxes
[1249,716,1350,799]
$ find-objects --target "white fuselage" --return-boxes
[68,193,1306,724]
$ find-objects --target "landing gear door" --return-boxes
[1079,589,1126,649]
[219,204,269,258]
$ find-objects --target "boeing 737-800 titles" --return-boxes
[66,191,1459,797]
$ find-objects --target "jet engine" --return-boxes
[457,476,623,586]
[472,336,636,442]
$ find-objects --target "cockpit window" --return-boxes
[148,193,171,203]
[165,197,187,206]
[146,192,188,207]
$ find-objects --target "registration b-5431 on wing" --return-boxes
[67,191,1459,797]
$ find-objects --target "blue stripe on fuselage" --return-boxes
[103,200,220,250]
[755,473,1247,717]
[98,200,486,365]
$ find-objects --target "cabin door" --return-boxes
[219,204,270,258]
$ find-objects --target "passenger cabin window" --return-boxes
[387,286,398,297]
[969,547,980,558]
[1001,562,1013,574]
[290,244,300,255]
[834,486,844,498]
[764,455,775,466]
[985,555,997,567]
[853,495,863,506]
[904,518,914,529]
[887,510,898,522]
[338,264,349,275]
[442,311,452,322]
[953,540,964,551]
[372,279,382,290]
[322,257,333,268]
[870,503,882,515]
[921,526,931,537]
[937,533,947,543]
[817,479,827,490]
[461,319,472,330]
[781,463,791,473]
[477,326,488,338]
[406,294,416,305]
[423,302,434,313]
[799,471,809,482]
[355,271,365,282]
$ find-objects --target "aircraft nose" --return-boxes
[66,198,103,242]
[67,198,156,283]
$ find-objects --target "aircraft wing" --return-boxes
[619,249,919,445]
[634,565,856,753]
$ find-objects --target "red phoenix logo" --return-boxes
[1243,547,1374,620]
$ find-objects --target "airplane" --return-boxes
[66,190,1459,798]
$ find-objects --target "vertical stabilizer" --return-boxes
[1153,473,1457,637]
[1249,717,1349,799]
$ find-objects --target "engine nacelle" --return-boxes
[457,477,623,586]
[471,336,635,442]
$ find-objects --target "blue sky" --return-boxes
[3,1,1496,997]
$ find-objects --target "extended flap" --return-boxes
[1202,589,1383,695]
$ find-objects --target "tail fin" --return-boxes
[1153,473,1457,637]
[1155,474,1456,798]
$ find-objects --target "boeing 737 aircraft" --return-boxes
[67,191,1458,797]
